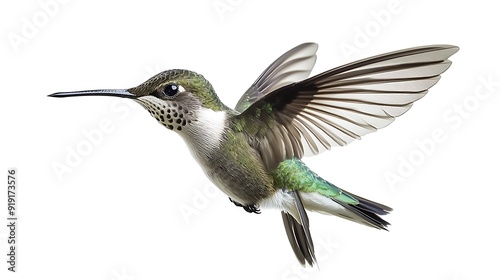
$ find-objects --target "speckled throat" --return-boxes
[135,95,193,132]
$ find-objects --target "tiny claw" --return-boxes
[243,204,261,214]
[229,197,261,214]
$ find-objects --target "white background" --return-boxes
[1,1,499,280]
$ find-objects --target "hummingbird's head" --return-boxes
[50,69,229,133]
[129,69,229,132]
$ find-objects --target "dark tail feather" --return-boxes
[338,192,392,230]
[281,191,316,267]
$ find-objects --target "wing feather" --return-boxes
[235,44,459,170]
[235,43,318,112]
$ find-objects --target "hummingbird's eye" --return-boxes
[161,84,183,99]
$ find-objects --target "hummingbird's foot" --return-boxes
[228,197,261,214]
[243,204,261,214]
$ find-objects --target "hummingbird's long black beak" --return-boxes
[48,89,137,99]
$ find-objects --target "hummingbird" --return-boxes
[49,43,458,266]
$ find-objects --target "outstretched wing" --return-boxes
[235,43,318,112]
[235,45,459,170]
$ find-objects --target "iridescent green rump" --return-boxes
[272,158,358,204]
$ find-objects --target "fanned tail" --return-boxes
[278,188,391,268]
[271,158,392,266]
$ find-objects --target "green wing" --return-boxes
[235,44,459,170]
